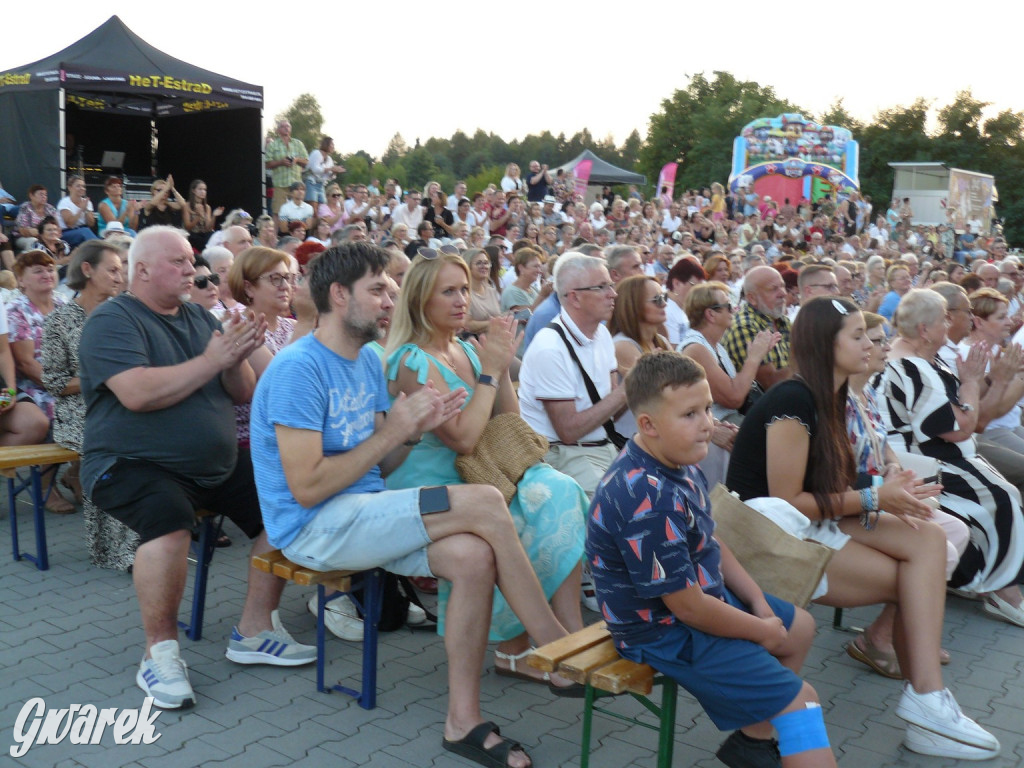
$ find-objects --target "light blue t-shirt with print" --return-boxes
[250,334,390,548]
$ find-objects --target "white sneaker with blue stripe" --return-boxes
[225,609,316,666]
[137,639,195,709]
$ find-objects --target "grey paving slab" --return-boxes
[5,508,1024,768]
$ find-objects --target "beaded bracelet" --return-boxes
[858,486,881,530]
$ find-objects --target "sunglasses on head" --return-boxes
[193,274,220,289]
[417,245,460,260]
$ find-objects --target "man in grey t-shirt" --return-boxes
[79,226,314,710]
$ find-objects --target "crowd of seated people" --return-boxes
[4,157,1024,767]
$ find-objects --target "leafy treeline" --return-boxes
[278,72,1024,243]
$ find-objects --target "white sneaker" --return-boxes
[896,684,999,753]
[137,640,195,709]
[407,602,427,626]
[904,725,1000,760]
[307,594,363,642]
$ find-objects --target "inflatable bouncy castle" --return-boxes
[729,114,859,205]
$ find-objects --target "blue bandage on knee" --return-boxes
[771,704,830,757]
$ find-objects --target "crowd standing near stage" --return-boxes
[1,123,1022,766]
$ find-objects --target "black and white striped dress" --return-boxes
[879,355,1024,592]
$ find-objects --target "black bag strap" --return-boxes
[546,321,625,448]
[396,575,438,628]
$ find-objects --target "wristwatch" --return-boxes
[477,374,499,388]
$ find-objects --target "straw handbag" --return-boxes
[709,483,834,608]
[455,413,548,504]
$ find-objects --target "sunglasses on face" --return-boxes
[193,274,220,289]
[649,293,668,307]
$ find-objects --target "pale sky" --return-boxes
[3,2,1020,159]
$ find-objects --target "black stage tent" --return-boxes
[0,16,264,217]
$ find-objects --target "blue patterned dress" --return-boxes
[385,341,587,641]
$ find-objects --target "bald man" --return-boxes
[80,226,313,711]
[723,266,792,389]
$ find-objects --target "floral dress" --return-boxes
[235,317,295,446]
[385,341,587,641]
[41,300,138,571]
[8,292,66,420]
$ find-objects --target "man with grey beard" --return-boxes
[723,266,792,389]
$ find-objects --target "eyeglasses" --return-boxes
[649,293,668,307]
[569,283,615,295]
[417,245,461,260]
[471,260,490,268]
[868,337,890,347]
[708,303,734,313]
[193,274,220,289]
[804,283,840,293]
[258,273,297,288]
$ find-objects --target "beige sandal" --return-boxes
[494,648,549,684]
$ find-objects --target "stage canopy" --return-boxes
[0,16,265,216]
[554,150,646,186]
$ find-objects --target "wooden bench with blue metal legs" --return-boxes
[0,444,81,571]
[179,509,221,641]
[530,622,679,768]
[252,549,383,709]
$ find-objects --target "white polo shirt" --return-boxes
[519,310,617,444]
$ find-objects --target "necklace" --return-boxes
[428,343,458,370]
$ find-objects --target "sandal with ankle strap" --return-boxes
[494,647,548,684]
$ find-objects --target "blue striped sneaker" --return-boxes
[225,610,316,666]
[137,639,195,709]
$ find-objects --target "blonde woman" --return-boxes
[384,249,586,692]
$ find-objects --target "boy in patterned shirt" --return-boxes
[586,351,835,768]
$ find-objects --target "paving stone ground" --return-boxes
[3,502,1023,767]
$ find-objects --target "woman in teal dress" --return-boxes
[385,250,586,684]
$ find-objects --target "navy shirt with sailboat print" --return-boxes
[585,439,725,648]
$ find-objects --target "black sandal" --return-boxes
[442,721,531,768]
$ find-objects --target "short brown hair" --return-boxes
[13,249,55,277]
[625,351,706,416]
[229,246,291,306]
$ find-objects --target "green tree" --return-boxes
[819,99,864,134]
[404,147,440,191]
[340,154,370,185]
[857,99,932,210]
[465,164,505,196]
[275,93,324,154]
[619,129,644,169]
[640,71,804,193]
[382,133,409,166]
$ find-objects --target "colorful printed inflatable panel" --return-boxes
[729,114,859,202]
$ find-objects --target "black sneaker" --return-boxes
[716,730,781,768]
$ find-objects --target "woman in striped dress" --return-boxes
[878,289,1024,627]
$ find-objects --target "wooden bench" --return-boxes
[0,442,218,641]
[252,549,382,709]
[0,444,80,570]
[530,622,679,768]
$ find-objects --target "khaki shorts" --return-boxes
[544,443,619,499]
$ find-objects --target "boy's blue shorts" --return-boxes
[618,589,803,731]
